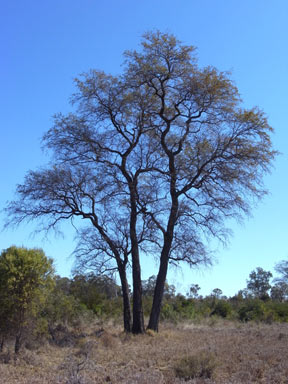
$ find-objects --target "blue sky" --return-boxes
[1,0,287,297]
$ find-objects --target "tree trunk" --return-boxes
[91,217,133,332]
[148,170,178,332]
[147,245,170,331]
[129,184,145,334]
[131,251,144,333]
[118,264,132,332]
[14,332,22,354]
[0,336,4,352]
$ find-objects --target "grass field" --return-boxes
[1,319,288,383]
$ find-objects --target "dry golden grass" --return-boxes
[1,320,288,383]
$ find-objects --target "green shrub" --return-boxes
[174,351,217,380]
[265,302,288,322]
[238,299,265,322]
[211,300,232,318]
[160,303,179,323]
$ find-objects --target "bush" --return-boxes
[265,302,288,322]
[238,299,265,322]
[211,300,232,318]
[174,351,217,380]
[160,303,179,323]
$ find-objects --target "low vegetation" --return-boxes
[1,246,288,382]
[1,321,288,383]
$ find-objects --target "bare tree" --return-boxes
[5,31,276,333]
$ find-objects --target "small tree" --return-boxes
[211,288,223,299]
[0,246,54,353]
[246,267,272,300]
[188,284,201,299]
[271,260,288,302]
[270,282,288,302]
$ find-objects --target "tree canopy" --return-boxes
[5,31,276,333]
[0,246,54,352]
[246,267,273,300]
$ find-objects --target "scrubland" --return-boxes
[1,319,288,384]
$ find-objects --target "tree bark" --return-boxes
[14,332,22,354]
[148,152,178,331]
[131,247,144,333]
[0,336,4,352]
[147,240,170,331]
[118,264,132,332]
[129,183,145,334]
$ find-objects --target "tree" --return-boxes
[5,31,275,333]
[271,260,288,301]
[124,32,275,330]
[274,260,288,284]
[142,275,175,298]
[246,267,273,300]
[0,246,54,353]
[211,288,223,299]
[270,282,288,302]
[188,284,201,299]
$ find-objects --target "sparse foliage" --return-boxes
[271,282,288,302]
[188,283,201,299]
[5,31,276,333]
[274,260,288,285]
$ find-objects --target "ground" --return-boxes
[1,319,288,383]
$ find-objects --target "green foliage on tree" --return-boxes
[0,246,54,353]
[211,288,223,299]
[188,284,201,299]
[246,267,273,300]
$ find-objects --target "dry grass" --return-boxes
[1,320,288,383]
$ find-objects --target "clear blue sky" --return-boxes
[1,0,287,297]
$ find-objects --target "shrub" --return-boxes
[160,303,179,323]
[174,351,217,380]
[211,300,232,318]
[266,302,288,322]
[238,299,265,322]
